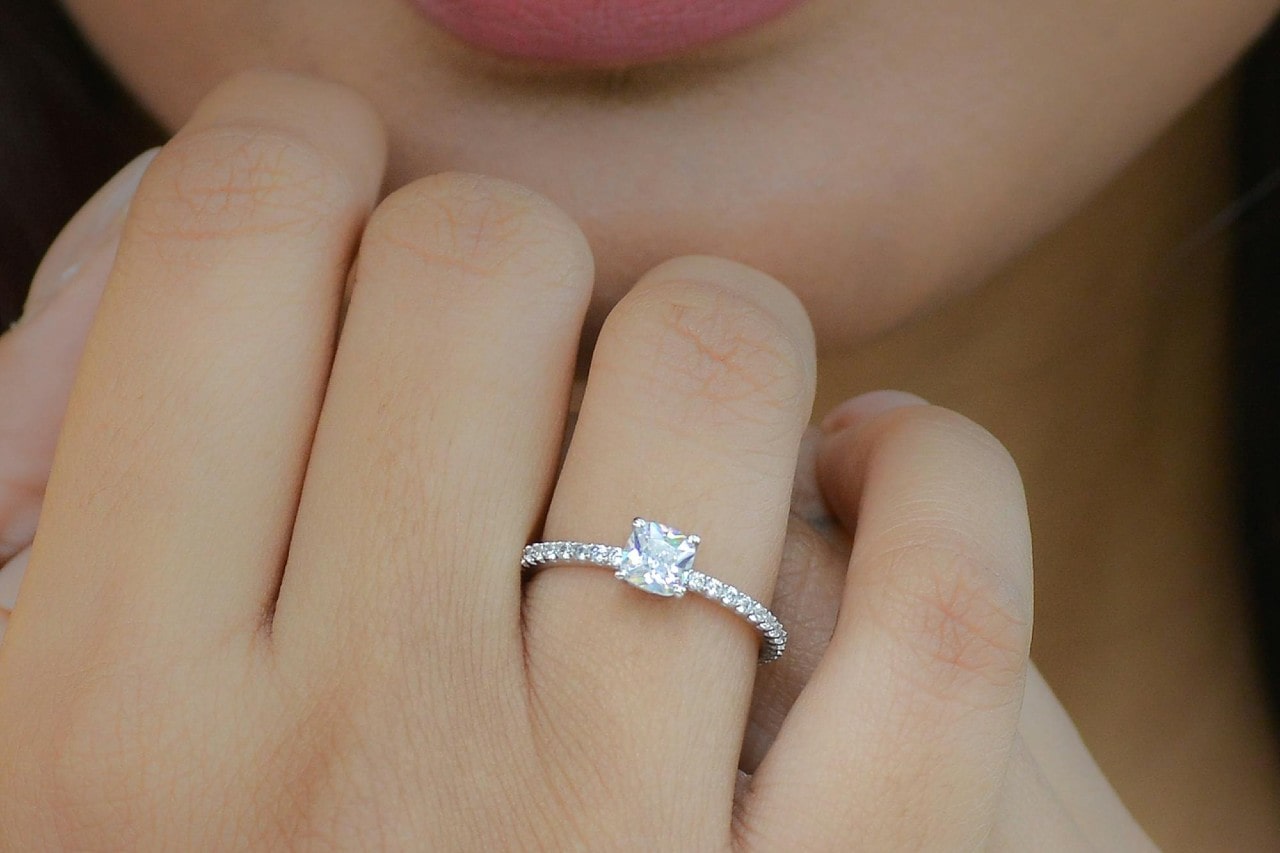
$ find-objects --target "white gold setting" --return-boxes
[521,518,787,663]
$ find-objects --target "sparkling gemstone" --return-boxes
[616,519,698,597]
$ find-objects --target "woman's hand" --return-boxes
[0,72,1152,849]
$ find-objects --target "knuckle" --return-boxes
[133,126,358,246]
[870,537,1031,705]
[607,278,812,434]
[361,172,592,302]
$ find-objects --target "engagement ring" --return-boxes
[521,518,787,663]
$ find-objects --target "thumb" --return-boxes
[0,149,156,626]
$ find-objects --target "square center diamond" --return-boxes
[616,519,698,597]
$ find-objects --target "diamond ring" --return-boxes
[521,518,787,663]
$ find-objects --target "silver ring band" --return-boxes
[521,518,787,663]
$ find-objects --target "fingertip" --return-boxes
[180,70,388,202]
[819,390,929,436]
[814,391,931,530]
[640,256,816,371]
[617,255,818,424]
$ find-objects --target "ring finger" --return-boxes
[523,256,815,839]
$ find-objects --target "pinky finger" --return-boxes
[740,393,1034,849]
[989,736,1093,849]
[1012,666,1154,849]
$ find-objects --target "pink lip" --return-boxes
[407,0,806,65]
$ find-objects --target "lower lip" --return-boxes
[407,0,806,65]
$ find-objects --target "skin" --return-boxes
[0,75,1129,848]
[0,0,1276,847]
[58,0,1280,345]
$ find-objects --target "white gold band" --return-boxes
[521,520,787,664]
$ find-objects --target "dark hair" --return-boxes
[1235,22,1280,722]
[4,1,1280,718]
[0,0,159,321]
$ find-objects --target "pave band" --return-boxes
[521,519,787,663]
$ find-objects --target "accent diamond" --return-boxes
[616,518,698,597]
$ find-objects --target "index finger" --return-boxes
[10,72,386,660]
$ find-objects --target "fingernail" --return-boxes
[820,390,929,434]
[21,149,158,320]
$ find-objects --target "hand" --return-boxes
[0,150,876,782]
[0,72,1152,849]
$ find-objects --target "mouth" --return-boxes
[403,0,809,66]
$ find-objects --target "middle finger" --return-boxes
[274,174,593,688]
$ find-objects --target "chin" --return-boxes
[63,0,1278,351]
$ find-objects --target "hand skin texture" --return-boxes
[0,73,1153,850]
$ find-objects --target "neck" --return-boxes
[817,78,1280,850]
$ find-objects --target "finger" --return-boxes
[989,736,1094,850]
[11,73,385,657]
[524,257,815,837]
[743,511,846,772]
[1016,665,1153,848]
[0,150,153,570]
[743,393,1033,849]
[273,174,592,716]
[742,427,852,770]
